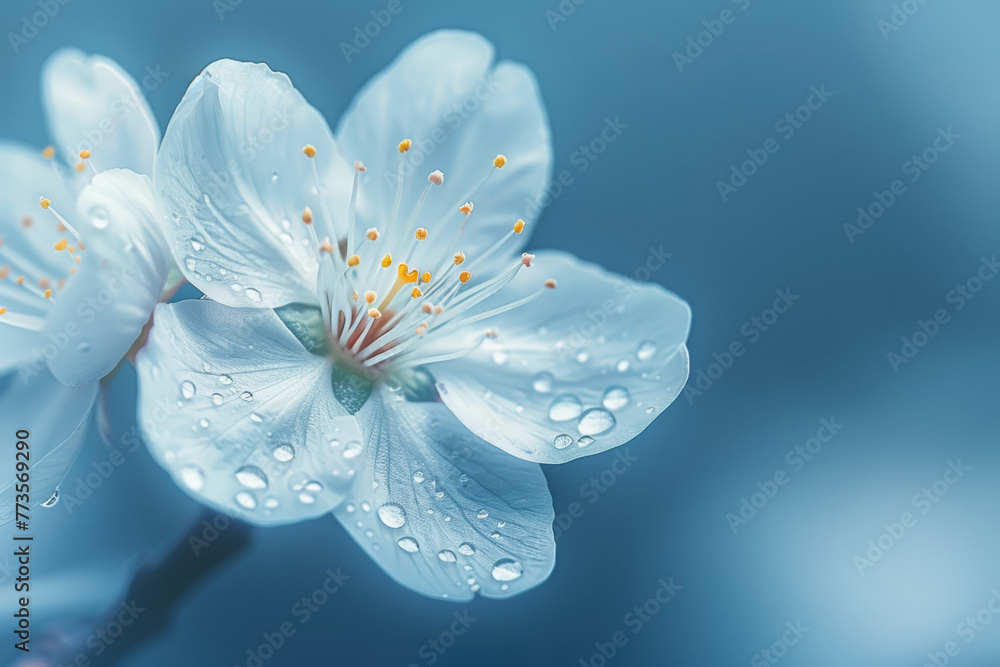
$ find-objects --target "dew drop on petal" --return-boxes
[458,543,476,556]
[577,436,595,448]
[241,391,254,402]
[264,497,279,509]
[646,406,657,414]
[532,371,554,393]
[181,381,196,399]
[412,470,425,483]
[235,491,257,509]
[236,466,268,489]
[377,502,406,528]
[397,537,420,553]
[273,444,295,462]
[298,492,316,504]
[491,350,508,365]
[438,550,457,563]
[636,340,657,361]
[180,465,205,491]
[250,413,263,423]
[477,509,489,519]
[41,490,59,507]
[491,559,523,581]
[578,408,616,435]
[553,434,574,449]
[211,393,224,405]
[602,386,631,410]
[245,288,262,302]
[218,375,233,385]
[548,394,583,421]
[89,206,109,229]
[617,358,630,373]
[576,351,590,363]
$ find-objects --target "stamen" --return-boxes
[347,254,360,267]
[454,252,465,265]
[428,170,444,186]
[366,228,379,241]
[381,254,393,268]
[411,288,422,298]
[398,139,412,153]
[545,279,558,289]
[513,219,526,234]
[302,145,317,158]
[368,308,382,319]
[459,271,472,283]
[415,228,427,241]
[301,207,313,224]
[44,289,52,299]
[521,253,535,267]
[364,290,377,304]
[459,202,474,215]
[42,146,55,159]
[54,239,68,251]
[421,271,431,284]
[493,154,507,168]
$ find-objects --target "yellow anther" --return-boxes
[21,217,32,228]
[411,287,422,298]
[75,256,81,264]
[521,252,535,267]
[75,163,86,172]
[421,271,431,283]
[415,228,427,241]
[421,303,433,314]
[459,202,474,215]
[78,241,85,250]
[39,198,51,210]
[54,239,68,251]
[453,252,465,265]
[347,254,360,267]
[545,279,558,289]
[38,278,50,289]
[42,146,55,159]
[354,160,367,172]
[0,267,7,279]
[368,307,382,319]
[302,207,313,224]
[364,290,377,304]
[433,305,443,315]
[459,271,472,283]
[398,263,418,284]
[79,150,92,160]
[44,289,52,299]
[366,227,379,241]
[302,144,317,158]
[513,219,526,234]
[319,239,334,254]
[352,291,359,301]
[428,170,444,186]
[68,247,76,253]
[16,276,25,285]
[415,326,426,335]
[485,328,498,338]
[0,308,6,315]
[493,154,507,168]
[398,139,412,153]
[381,253,393,268]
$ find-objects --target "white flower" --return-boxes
[0,50,170,523]
[138,31,691,599]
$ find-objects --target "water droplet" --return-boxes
[576,351,590,363]
[553,434,574,449]
[532,371,554,393]
[298,493,316,504]
[235,491,257,509]
[181,381,196,399]
[190,238,205,252]
[377,502,406,528]
[490,532,501,539]
[646,406,657,414]
[305,481,322,493]
[491,350,508,365]
[264,497,279,509]
[328,439,341,448]
[211,393,224,405]
[250,413,263,423]
[180,465,205,490]
[89,206,109,229]
[77,342,91,352]
[578,408,616,435]
[577,436,595,447]
[218,375,233,385]
[548,394,583,421]
[273,444,295,462]
[438,550,457,563]
[343,441,362,459]
[364,529,375,538]
[458,543,476,556]
[280,232,293,245]
[241,391,254,402]
[345,503,356,513]
[397,537,420,553]
[636,340,657,361]
[491,559,523,581]
[458,473,469,484]
[412,470,425,483]
[245,288,262,302]
[236,466,268,489]
[199,418,210,429]
[41,490,59,507]
[497,520,506,528]
[477,509,489,519]
[602,386,631,410]
[270,172,279,183]
[616,358,630,373]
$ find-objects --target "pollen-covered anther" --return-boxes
[420,271,431,283]
[398,138,412,153]
[421,303,433,314]
[513,219,526,234]
[0,307,6,315]
[0,267,8,279]
[453,252,465,266]
[368,307,382,319]
[301,207,313,224]
[415,326,426,335]
[68,247,76,253]
[354,160,367,172]
[521,252,535,267]
[459,202,474,215]
[21,217,32,228]
[54,239,68,251]
[459,271,472,284]
[75,163,86,173]
[16,276,25,285]
[493,154,507,168]
[364,290,377,304]
[415,228,428,241]
[302,144,317,158]
[319,238,334,253]
[428,170,444,186]
[433,305,443,315]
[38,278,50,289]
[411,287,422,298]
[42,146,55,159]
[44,289,52,299]
[366,227,379,241]
[347,254,360,267]
[381,253,393,268]
[545,279,558,289]
[352,291,359,301]
[39,198,51,210]
[485,328,498,338]
[79,150,92,160]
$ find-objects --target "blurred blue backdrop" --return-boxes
[1,0,999,665]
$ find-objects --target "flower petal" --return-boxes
[155,59,354,309]
[333,385,555,600]
[135,299,363,525]
[430,251,691,463]
[44,170,170,387]
[0,368,97,525]
[42,49,160,175]
[335,30,552,262]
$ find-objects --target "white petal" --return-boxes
[333,385,555,600]
[430,251,691,463]
[45,170,170,387]
[136,299,363,525]
[335,31,552,263]
[42,49,159,175]
[0,369,97,525]
[155,59,354,309]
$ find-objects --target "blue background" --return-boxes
[2,0,999,665]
